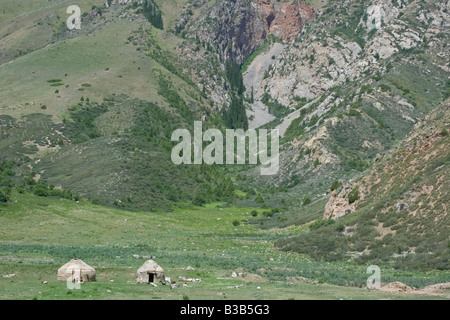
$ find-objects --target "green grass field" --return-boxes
[0,192,447,300]
[0,0,449,301]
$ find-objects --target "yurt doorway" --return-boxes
[136,260,164,284]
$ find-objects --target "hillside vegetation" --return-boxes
[276,100,450,271]
[0,0,448,299]
[0,1,235,211]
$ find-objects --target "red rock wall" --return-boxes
[257,0,316,43]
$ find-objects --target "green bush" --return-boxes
[347,109,362,117]
[310,219,335,230]
[330,180,342,191]
[263,211,273,217]
[314,158,320,167]
[192,191,207,206]
[33,185,49,197]
[255,194,264,204]
[0,190,8,202]
[379,84,391,92]
[302,197,312,206]
[348,187,360,204]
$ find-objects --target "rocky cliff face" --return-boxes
[323,180,362,220]
[182,0,315,64]
[174,0,315,112]
[258,0,316,44]
[250,0,449,201]
[264,0,449,106]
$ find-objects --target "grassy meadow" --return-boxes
[0,191,447,300]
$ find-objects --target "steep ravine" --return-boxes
[243,42,285,129]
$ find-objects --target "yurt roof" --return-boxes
[137,260,164,273]
[58,259,95,272]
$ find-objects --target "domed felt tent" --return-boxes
[136,260,165,283]
[57,259,96,282]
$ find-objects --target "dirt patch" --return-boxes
[381,281,413,292]
[241,273,269,283]
[375,223,396,240]
[381,281,450,298]
[420,283,450,297]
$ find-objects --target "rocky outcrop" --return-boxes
[257,0,316,43]
[105,0,144,7]
[249,0,449,191]
[184,0,315,64]
[323,180,363,220]
[364,0,400,31]
[175,0,315,113]
[263,0,449,106]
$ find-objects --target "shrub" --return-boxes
[263,211,273,217]
[379,84,391,92]
[33,185,49,197]
[347,109,362,117]
[309,115,319,127]
[330,180,342,191]
[271,208,282,214]
[302,197,312,206]
[192,192,207,206]
[310,219,335,230]
[255,194,264,204]
[0,191,8,202]
[314,158,320,167]
[232,220,240,227]
[348,187,360,204]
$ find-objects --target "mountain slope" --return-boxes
[0,1,235,210]
[242,0,449,212]
[276,99,450,270]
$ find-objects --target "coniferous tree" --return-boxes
[141,0,164,30]
[223,61,248,130]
